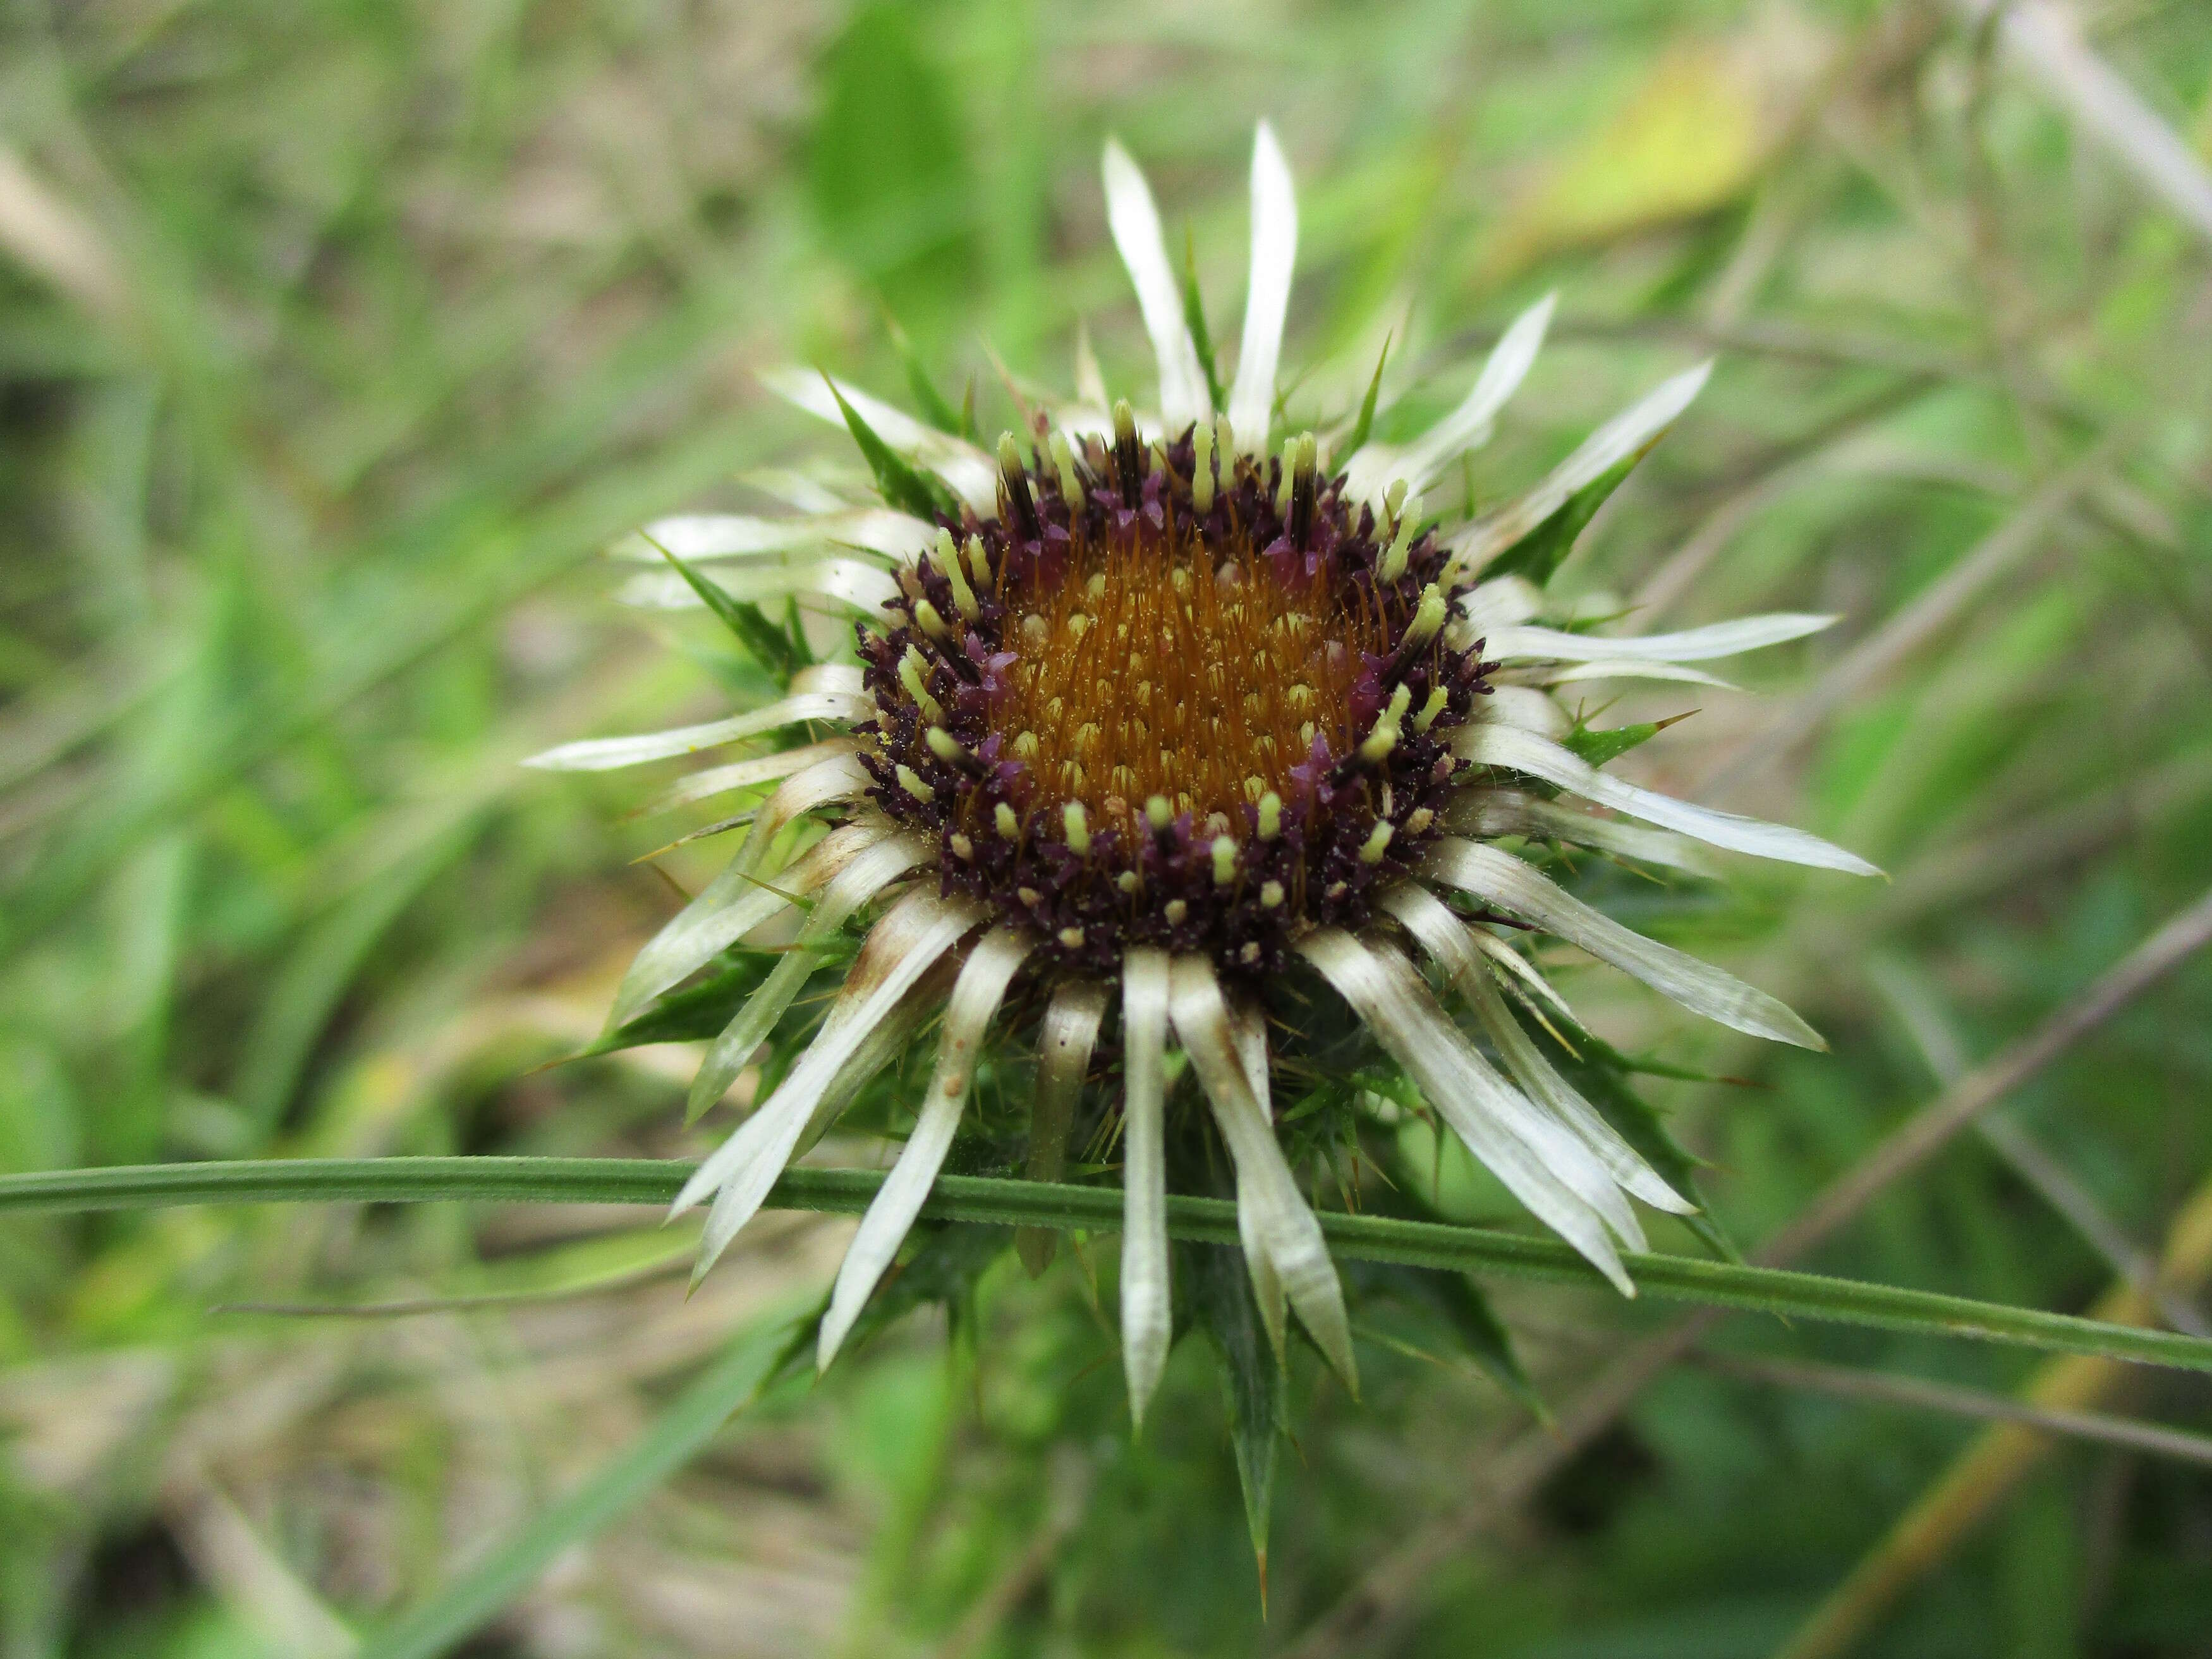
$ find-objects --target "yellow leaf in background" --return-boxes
[1483,28,1823,282]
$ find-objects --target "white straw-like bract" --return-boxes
[1119,949,1174,1423]
[817,925,1033,1367]
[1227,121,1297,454]
[1103,138,1211,430]
[547,121,1878,1425]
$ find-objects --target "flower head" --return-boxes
[533,124,1878,1421]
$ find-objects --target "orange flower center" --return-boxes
[995,522,1382,830]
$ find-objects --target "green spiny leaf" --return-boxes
[1181,229,1225,415]
[825,375,961,520]
[1347,1258,1549,1421]
[1188,1241,1282,1580]
[1563,719,1663,769]
[1562,709,1695,770]
[1342,332,1392,459]
[822,1221,1009,1363]
[1548,1032,1741,1263]
[780,595,816,669]
[572,952,776,1059]
[1359,1150,1549,1418]
[1486,451,1640,586]
[647,540,802,683]
[884,310,966,437]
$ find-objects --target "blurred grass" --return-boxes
[4,1,2212,1656]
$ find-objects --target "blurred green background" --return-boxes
[5,0,2212,1654]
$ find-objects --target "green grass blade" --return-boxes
[8,1158,2212,1373]
[360,1316,802,1659]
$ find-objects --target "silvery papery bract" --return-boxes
[532,124,1878,1423]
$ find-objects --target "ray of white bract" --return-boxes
[1347,294,1554,505]
[1469,685,1572,738]
[758,367,999,510]
[1295,929,1642,1280]
[1461,920,1579,1027]
[684,832,930,1120]
[1226,121,1297,455]
[793,959,961,1157]
[818,927,1033,1368]
[1460,574,1546,632]
[1378,884,1691,1214]
[1529,659,1736,690]
[1447,360,1713,570]
[523,685,872,772]
[741,468,853,515]
[1420,837,1826,1048]
[1482,613,1835,663]
[726,751,877,882]
[1102,139,1212,429]
[605,822,878,1030]
[1227,991,1289,1356]
[1399,293,1556,492]
[647,737,859,815]
[610,509,934,564]
[617,557,902,618]
[529,664,863,769]
[1023,977,1107,1275]
[1048,402,1115,442]
[1074,320,1109,410]
[678,893,987,1277]
[1454,722,1879,875]
[1452,787,1722,878]
[1118,949,1173,1425]
[1168,955,1358,1388]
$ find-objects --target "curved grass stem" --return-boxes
[8,1156,2212,1373]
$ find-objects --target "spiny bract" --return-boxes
[532,123,1878,1423]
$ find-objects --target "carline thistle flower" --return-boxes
[533,124,1879,1421]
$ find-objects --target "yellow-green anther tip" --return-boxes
[1256,791,1282,841]
[995,801,1019,837]
[1145,794,1172,830]
[898,652,940,717]
[1359,820,1394,863]
[925,726,961,762]
[1212,836,1238,885]
[1414,584,1444,621]
[1063,802,1090,854]
[941,534,979,618]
